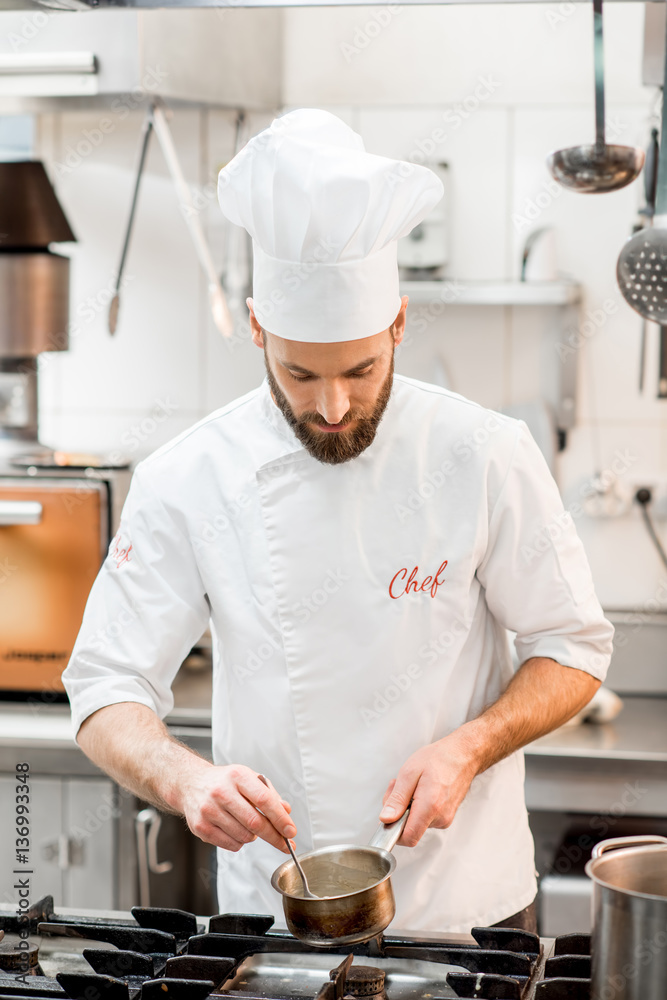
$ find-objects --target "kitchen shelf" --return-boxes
[399,277,584,454]
[399,279,582,306]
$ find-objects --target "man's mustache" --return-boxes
[300,411,356,429]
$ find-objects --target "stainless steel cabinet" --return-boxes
[0,773,114,909]
[0,775,62,906]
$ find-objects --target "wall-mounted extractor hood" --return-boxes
[0,161,76,459]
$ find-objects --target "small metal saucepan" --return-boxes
[271,809,410,947]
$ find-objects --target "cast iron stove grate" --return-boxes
[0,897,543,1000]
[531,933,590,999]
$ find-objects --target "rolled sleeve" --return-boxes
[62,464,210,735]
[476,421,613,681]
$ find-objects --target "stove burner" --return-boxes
[343,966,385,997]
[0,936,40,975]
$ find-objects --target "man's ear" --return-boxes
[247,298,265,349]
[391,295,409,347]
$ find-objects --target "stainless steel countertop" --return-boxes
[527,695,667,762]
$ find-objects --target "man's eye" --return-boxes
[286,368,371,381]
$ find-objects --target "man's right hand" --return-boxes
[76,705,296,854]
[183,764,296,853]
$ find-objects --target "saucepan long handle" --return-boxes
[368,808,410,853]
[592,835,667,860]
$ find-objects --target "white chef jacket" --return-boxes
[63,375,613,932]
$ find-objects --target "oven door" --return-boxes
[0,476,108,694]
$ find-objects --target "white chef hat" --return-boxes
[217,109,444,343]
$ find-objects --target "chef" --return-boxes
[63,108,614,934]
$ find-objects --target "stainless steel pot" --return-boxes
[270,811,409,947]
[585,835,667,1000]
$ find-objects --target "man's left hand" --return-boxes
[378,732,479,847]
[378,658,601,847]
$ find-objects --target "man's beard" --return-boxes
[264,350,394,465]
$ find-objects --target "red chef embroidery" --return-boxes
[110,535,133,569]
[389,560,448,599]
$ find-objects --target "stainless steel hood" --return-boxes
[0,1,644,112]
[0,160,75,458]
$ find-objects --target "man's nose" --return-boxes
[316,381,350,425]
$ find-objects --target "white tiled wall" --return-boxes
[21,2,667,610]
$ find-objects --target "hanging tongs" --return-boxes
[108,100,233,339]
[108,108,153,335]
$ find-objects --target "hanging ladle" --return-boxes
[546,0,644,193]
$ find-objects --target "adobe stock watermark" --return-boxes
[106,396,179,465]
[213,234,340,352]
[521,448,638,566]
[193,463,290,553]
[361,616,469,725]
[401,279,466,347]
[340,6,403,63]
[394,412,506,522]
[232,631,284,684]
[410,75,501,160]
[361,664,423,726]
[194,492,252,550]
[386,75,501,195]
[17,272,135,385]
[66,785,128,844]
[87,600,141,653]
[232,569,350,683]
[544,1,582,29]
[6,9,53,51]
[51,68,169,177]
[54,396,177,516]
[223,312,253,355]
[591,926,667,1000]
[556,298,618,362]
[544,780,650,878]
[0,557,19,584]
[251,234,341,332]
[613,576,667,645]
[60,474,107,516]
[289,568,350,624]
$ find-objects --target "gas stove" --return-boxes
[0,897,589,1000]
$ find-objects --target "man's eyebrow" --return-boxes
[342,356,380,374]
[282,356,380,377]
